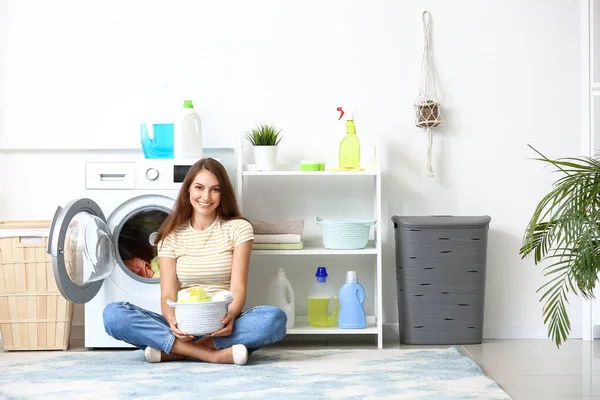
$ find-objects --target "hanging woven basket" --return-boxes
[414,10,444,177]
[415,100,442,128]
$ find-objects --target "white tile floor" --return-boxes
[462,339,600,400]
[3,338,600,399]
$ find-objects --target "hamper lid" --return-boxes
[0,220,51,229]
[391,215,491,229]
[0,220,51,238]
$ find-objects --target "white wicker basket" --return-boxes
[167,300,229,336]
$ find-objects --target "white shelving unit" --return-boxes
[287,317,379,335]
[251,240,378,256]
[236,143,383,348]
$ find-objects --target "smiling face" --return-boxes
[188,169,221,218]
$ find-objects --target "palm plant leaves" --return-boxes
[521,145,600,346]
[244,124,283,146]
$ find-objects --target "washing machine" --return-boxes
[47,148,237,348]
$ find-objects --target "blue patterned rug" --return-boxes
[0,347,510,399]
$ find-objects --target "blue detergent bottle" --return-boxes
[338,270,366,329]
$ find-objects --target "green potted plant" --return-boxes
[245,124,283,171]
[521,145,600,347]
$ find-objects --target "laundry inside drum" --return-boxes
[117,209,170,280]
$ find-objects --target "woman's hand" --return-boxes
[209,239,251,338]
[168,318,195,341]
[210,311,235,337]
[159,258,193,341]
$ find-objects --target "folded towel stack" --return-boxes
[252,220,304,250]
[252,220,304,235]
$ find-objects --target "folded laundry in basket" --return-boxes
[252,242,304,250]
[252,220,304,235]
[254,234,302,244]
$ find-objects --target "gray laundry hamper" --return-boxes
[391,215,491,345]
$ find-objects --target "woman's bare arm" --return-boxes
[159,257,178,323]
[226,240,253,318]
[160,257,194,340]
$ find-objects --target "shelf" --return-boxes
[239,143,384,348]
[286,316,378,335]
[251,240,378,255]
[242,170,378,177]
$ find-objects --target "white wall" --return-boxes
[0,0,584,341]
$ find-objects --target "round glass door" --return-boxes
[102,194,175,287]
[48,198,116,303]
[64,212,115,285]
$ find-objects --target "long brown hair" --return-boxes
[155,158,243,249]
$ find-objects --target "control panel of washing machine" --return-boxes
[85,160,196,190]
[137,160,197,190]
[85,149,235,190]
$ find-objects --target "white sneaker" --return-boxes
[144,346,162,363]
[232,344,248,365]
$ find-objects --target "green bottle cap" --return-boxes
[183,100,194,109]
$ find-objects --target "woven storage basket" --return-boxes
[167,300,229,336]
[315,217,376,250]
[0,221,74,350]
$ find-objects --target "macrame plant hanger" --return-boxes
[415,11,443,177]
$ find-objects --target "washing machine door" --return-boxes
[47,198,116,303]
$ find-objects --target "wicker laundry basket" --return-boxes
[0,221,74,350]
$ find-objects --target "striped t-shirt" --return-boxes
[157,217,254,296]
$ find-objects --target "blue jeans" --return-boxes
[103,302,287,354]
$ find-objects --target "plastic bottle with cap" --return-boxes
[336,106,361,171]
[140,82,175,159]
[307,266,339,327]
[267,268,295,329]
[338,270,366,329]
[174,100,203,159]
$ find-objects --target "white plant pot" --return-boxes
[254,146,278,171]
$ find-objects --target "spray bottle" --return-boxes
[336,107,361,171]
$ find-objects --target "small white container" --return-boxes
[253,145,278,171]
[174,100,203,160]
[268,268,295,329]
[167,298,230,336]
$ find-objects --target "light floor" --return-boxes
[293,337,600,400]
[2,338,600,399]
[461,339,600,400]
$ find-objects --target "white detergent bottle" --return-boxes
[174,100,203,159]
[268,268,295,329]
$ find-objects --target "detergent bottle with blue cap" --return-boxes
[307,266,339,327]
[338,270,366,329]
